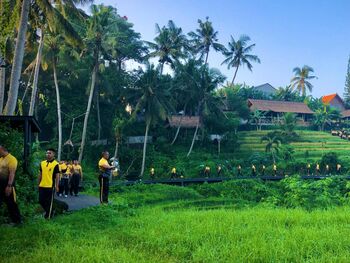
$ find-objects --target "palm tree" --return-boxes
[291,65,316,96]
[188,17,225,64]
[221,35,260,85]
[250,110,266,131]
[133,66,171,177]
[314,105,341,131]
[79,5,121,163]
[146,20,187,74]
[261,133,281,163]
[186,64,225,157]
[3,0,30,115]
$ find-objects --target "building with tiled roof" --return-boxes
[321,93,346,111]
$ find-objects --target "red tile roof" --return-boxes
[341,110,350,118]
[248,99,314,114]
[322,93,338,104]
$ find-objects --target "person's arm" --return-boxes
[101,163,114,170]
[54,165,60,192]
[38,165,42,186]
[5,160,17,196]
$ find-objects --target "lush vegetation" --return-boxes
[2,180,350,262]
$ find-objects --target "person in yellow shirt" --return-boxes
[171,167,177,179]
[261,165,266,176]
[237,165,242,176]
[204,165,211,178]
[337,164,342,175]
[273,164,277,176]
[150,167,155,180]
[0,145,22,224]
[217,165,222,176]
[307,163,311,176]
[251,165,256,176]
[70,160,83,196]
[98,151,114,204]
[316,163,320,175]
[38,148,60,219]
[58,161,69,197]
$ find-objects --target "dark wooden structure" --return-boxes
[0,116,41,172]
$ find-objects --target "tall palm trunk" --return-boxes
[29,29,44,116]
[187,121,199,157]
[78,63,98,163]
[113,138,119,159]
[0,52,5,114]
[170,104,187,145]
[231,66,239,85]
[53,59,62,161]
[204,50,209,64]
[95,86,101,140]
[3,0,30,115]
[140,122,150,177]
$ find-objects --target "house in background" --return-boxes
[248,99,314,126]
[251,83,277,97]
[322,93,346,111]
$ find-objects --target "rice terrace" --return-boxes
[2,0,350,262]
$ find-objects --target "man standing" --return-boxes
[273,163,277,176]
[251,164,256,176]
[150,167,155,180]
[204,165,211,178]
[98,151,114,204]
[70,160,83,196]
[0,145,22,224]
[171,167,177,179]
[58,161,69,197]
[38,149,59,219]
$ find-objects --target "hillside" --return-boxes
[237,130,350,164]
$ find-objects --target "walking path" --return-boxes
[55,194,100,211]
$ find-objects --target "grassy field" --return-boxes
[237,130,350,163]
[2,182,350,262]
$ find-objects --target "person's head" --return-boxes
[0,145,8,157]
[73,160,78,165]
[102,151,109,160]
[46,148,56,161]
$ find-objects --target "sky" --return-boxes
[86,0,350,98]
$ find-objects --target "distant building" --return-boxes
[322,93,346,111]
[167,116,202,128]
[248,99,314,126]
[251,83,277,96]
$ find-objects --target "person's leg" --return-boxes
[99,176,103,204]
[74,174,80,195]
[39,188,53,219]
[4,185,22,223]
[103,177,109,203]
[63,178,69,196]
[58,178,63,196]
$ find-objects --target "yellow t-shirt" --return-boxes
[71,164,82,175]
[150,168,155,174]
[59,163,68,173]
[39,160,59,188]
[171,168,176,173]
[99,158,109,172]
[0,153,18,179]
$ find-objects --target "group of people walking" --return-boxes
[57,160,83,198]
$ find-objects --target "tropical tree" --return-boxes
[344,55,350,108]
[273,85,303,102]
[186,64,226,157]
[79,4,120,163]
[250,110,266,131]
[188,17,225,64]
[221,35,260,85]
[3,0,30,115]
[290,65,316,96]
[133,66,171,177]
[261,133,281,163]
[313,105,341,131]
[146,20,187,74]
[280,112,297,138]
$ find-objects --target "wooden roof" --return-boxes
[341,110,350,118]
[168,116,201,128]
[248,99,314,114]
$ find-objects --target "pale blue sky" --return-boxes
[88,0,350,98]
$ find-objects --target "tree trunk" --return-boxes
[218,139,221,155]
[113,138,119,159]
[204,50,209,64]
[187,121,199,157]
[29,29,44,116]
[95,86,101,140]
[78,64,98,163]
[53,60,62,161]
[140,122,150,177]
[170,104,187,145]
[3,0,30,115]
[231,66,239,86]
[0,53,5,114]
